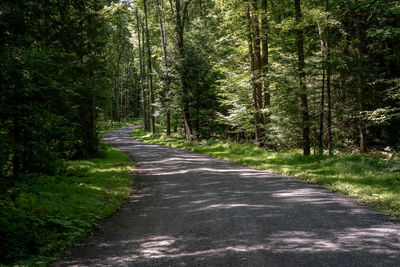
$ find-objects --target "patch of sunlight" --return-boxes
[88,167,127,173]
[81,184,107,192]
[70,160,95,167]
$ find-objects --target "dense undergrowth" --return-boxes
[132,127,400,220]
[0,126,134,265]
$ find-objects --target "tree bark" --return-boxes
[175,0,193,141]
[113,42,126,122]
[325,0,333,156]
[356,8,366,152]
[246,4,262,147]
[88,92,98,156]
[326,39,332,155]
[142,21,151,131]
[196,73,200,139]
[261,0,270,110]
[143,0,156,135]
[136,8,148,131]
[295,0,310,156]
[156,0,171,136]
[250,0,263,123]
[166,109,171,136]
[317,21,325,155]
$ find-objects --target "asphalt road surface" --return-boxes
[54,126,400,266]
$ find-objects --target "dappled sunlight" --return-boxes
[72,223,400,265]
[57,126,400,266]
[88,167,127,173]
[192,203,276,212]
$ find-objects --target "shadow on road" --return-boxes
[55,126,400,266]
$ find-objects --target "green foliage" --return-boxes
[132,127,400,219]
[0,0,114,180]
[0,145,133,265]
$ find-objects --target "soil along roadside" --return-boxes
[54,125,400,266]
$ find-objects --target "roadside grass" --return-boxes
[0,129,134,265]
[132,127,400,219]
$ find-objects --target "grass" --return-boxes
[0,128,134,265]
[132,127,400,220]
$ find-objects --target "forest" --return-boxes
[1,0,400,264]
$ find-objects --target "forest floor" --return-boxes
[53,125,400,266]
[1,123,134,265]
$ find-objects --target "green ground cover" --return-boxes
[0,128,134,265]
[132,127,400,220]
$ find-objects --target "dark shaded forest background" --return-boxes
[1,0,399,181]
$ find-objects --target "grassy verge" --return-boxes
[0,130,134,265]
[132,127,400,219]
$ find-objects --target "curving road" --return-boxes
[55,126,400,266]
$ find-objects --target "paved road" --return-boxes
[55,126,400,266]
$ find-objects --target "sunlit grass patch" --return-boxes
[132,127,400,220]
[0,145,133,265]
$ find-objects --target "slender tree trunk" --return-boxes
[319,66,325,154]
[295,0,310,156]
[251,0,264,126]
[166,109,171,136]
[156,0,171,136]
[142,21,151,131]
[196,73,200,139]
[356,9,366,152]
[143,0,156,135]
[326,0,333,156]
[317,21,325,155]
[136,8,148,131]
[175,0,193,141]
[109,85,113,126]
[261,0,270,110]
[326,41,333,155]
[113,45,124,122]
[88,92,98,156]
[114,41,126,122]
[246,4,262,147]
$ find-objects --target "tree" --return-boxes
[173,0,194,141]
[294,0,310,155]
[143,0,156,135]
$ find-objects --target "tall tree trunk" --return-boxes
[109,85,113,126]
[261,0,270,110]
[166,109,171,136]
[326,40,332,155]
[356,9,366,152]
[196,73,200,139]
[251,0,264,126]
[317,21,325,155]
[246,4,262,147]
[156,0,171,136]
[143,0,156,135]
[142,21,151,131]
[136,8,148,131]
[295,0,310,156]
[175,0,193,141]
[113,43,126,122]
[325,0,333,156]
[88,92,98,156]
